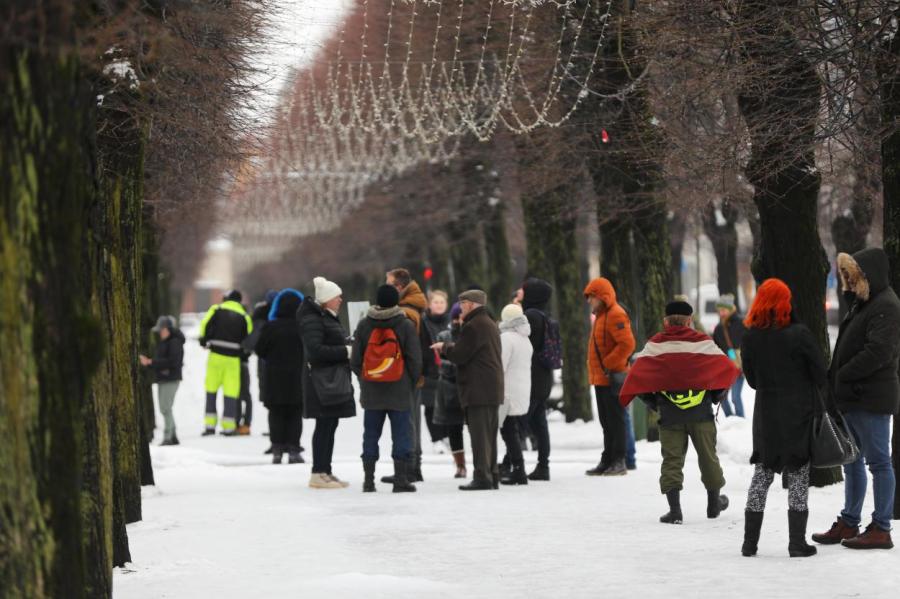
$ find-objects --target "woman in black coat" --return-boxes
[422,290,451,448]
[739,279,827,559]
[433,303,466,478]
[298,277,356,489]
[255,290,305,465]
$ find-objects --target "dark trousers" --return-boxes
[410,390,423,466]
[312,417,339,474]
[501,415,525,467]
[527,366,553,467]
[659,421,725,493]
[237,362,252,427]
[595,384,626,465]
[446,424,465,453]
[893,413,899,519]
[268,404,302,452]
[424,405,446,443]
[466,405,499,483]
[362,409,412,461]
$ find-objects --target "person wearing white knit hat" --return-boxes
[498,303,532,485]
[298,275,355,489]
[314,276,343,307]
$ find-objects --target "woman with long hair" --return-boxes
[740,278,826,558]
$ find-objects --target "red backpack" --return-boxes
[362,327,405,382]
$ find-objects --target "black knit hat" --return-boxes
[224,289,243,303]
[376,284,400,308]
[665,300,693,317]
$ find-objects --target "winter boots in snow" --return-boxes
[501,463,529,486]
[585,461,608,476]
[392,459,417,493]
[272,447,284,464]
[742,511,764,556]
[707,489,729,518]
[288,451,304,464]
[459,477,494,491]
[453,451,467,479]
[787,510,817,557]
[841,523,894,550]
[382,458,422,484]
[309,473,343,489]
[601,459,627,476]
[659,490,683,524]
[363,460,376,493]
[160,433,179,446]
[527,465,550,481]
[812,517,860,545]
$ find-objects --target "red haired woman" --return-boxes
[739,278,827,558]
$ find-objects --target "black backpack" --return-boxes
[536,312,563,370]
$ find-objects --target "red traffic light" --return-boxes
[424,267,434,281]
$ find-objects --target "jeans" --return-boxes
[362,409,412,462]
[721,374,745,417]
[624,406,636,468]
[841,411,896,531]
[312,417,339,474]
[157,381,179,441]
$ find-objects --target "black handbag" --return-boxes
[309,363,354,406]
[810,390,860,469]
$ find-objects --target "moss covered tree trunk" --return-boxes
[1,47,102,599]
[737,0,837,486]
[879,23,900,518]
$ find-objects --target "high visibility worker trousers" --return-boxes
[205,352,240,432]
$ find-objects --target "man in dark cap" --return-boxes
[619,300,739,524]
[432,289,504,490]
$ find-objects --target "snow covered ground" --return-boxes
[113,340,896,599]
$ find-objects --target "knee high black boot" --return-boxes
[363,460,376,493]
[742,511,764,556]
[788,510,817,557]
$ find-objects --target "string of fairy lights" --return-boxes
[226,0,614,245]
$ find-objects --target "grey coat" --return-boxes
[351,306,423,412]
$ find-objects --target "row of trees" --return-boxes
[242,1,900,434]
[0,2,268,596]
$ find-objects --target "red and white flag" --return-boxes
[619,326,740,407]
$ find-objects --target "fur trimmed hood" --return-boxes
[838,248,890,302]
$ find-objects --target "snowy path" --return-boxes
[113,341,896,598]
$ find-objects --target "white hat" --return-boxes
[501,303,524,323]
[314,276,342,304]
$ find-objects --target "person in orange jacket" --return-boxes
[584,277,636,476]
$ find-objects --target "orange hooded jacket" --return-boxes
[584,277,635,386]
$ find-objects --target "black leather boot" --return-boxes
[659,490,683,524]
[392,459,416,493]
[788,510,817,557]
[742,511,764,556]
[707,489,729,518]
[363,460,376,493]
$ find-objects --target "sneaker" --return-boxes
[841,523,894,550]
[309,473,343,489]
[812,517,860,545]
[327,474,350,488]
[600,460,627,476]
[236,425,251,436]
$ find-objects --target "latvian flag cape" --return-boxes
[619,326,741,407]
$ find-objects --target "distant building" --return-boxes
[181,238,234,313]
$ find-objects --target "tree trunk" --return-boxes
[669,212,687,296]
[702,200,740,299]
[736,0,838,487]
[1,47,100,599]
[879,18,900,519]
[484,200,513,316]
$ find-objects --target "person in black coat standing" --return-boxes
[740,279,826,558]
[255,290,305,465]
[298,277,356,490]
[812,248,900,550]
[521,277,554,481]
[351,285,423,493]
[434,303,467,478]
[422,290,451,451]
[140,316,185,446]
